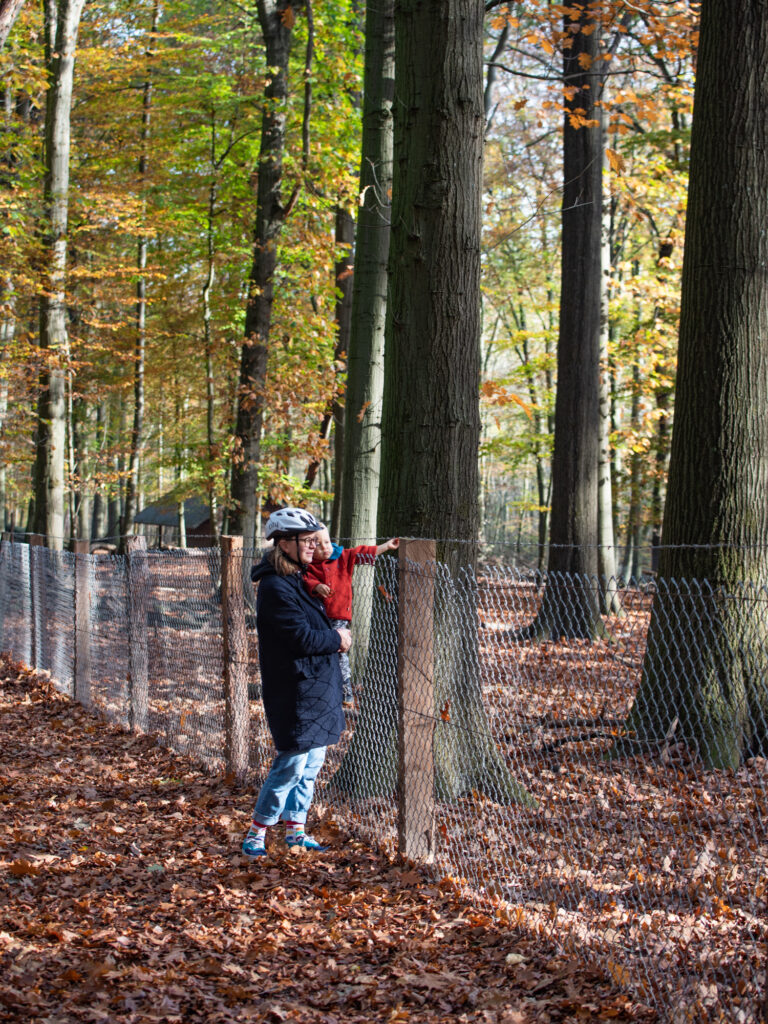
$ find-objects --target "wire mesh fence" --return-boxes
[0,535,765,1023]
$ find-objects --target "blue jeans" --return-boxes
[252,746,327,826]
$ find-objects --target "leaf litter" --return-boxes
[0,655,653,1024]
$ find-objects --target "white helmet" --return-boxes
[265,507,324,540]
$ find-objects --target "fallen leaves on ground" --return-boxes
[0,657,655,1024]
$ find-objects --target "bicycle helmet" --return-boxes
[265,507,324,540]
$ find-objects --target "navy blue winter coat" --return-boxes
[251,554,345,752]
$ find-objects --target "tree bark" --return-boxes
[122,0,160,550]
[305,203,354,528]
[90,400,107,540]
[72,397,90,541]
[620,362,642,582]
[628,0,768,768]
[338,0,394,547]
[524,6,604,638]
[34,0,87,550]
[328,203,354,537]
[598,121,621,615]
[230,0,303,547]
[0,0,26,49]
[1,87,15,533]
[106,394,124,543]
[203,120,220,544]
[340,0,530,805]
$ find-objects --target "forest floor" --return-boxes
[0,656,656,1024]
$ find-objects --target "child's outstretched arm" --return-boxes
[375,537,400,556]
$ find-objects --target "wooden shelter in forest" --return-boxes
[134,493,214,547]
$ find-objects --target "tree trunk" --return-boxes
[1,86,15,534]
[628,0,768,768]
[330,0,394,700]
[0,310,10,531]
[328,203,354,537]
[106,394,123,543]
[203,130,219,543]
[515,332,550,571]
[338,0,393,546]
[71,395,89,541]
[378,0,483,555]
[340,0,529,805]
[0,291,13,536]
[34,0,87,550]
[230,0,302,547]
[598,126,621,615]
[620,363,642,582]
[650,372,670,572]
[177,499,186,548]
[525,6,604,638]
[0,0,27,49]
[304,203,354,526]
[122,0,160,550]
[90,400,107,540]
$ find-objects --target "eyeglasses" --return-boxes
[297,537,319,548]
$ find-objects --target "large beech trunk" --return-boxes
[629,0,768,768]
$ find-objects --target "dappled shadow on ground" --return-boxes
[0,658,653,1024]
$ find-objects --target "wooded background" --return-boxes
[0,1,703,573]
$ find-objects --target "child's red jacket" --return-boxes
[304,543,377,621]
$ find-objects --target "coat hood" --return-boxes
[251,552,276,583]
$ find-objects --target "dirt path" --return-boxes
[0,656,654,1023]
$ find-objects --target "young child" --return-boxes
[305,529,399,704]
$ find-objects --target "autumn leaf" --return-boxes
[605,148,626,175]
[8,859,40,877]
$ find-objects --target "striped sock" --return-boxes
[247,822,268,845]
[284,821,305,843]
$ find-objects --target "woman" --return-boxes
[242,507,352,857]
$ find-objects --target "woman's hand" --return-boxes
[336,628,352,653]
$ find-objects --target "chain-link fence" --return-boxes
[0,536,765,1023]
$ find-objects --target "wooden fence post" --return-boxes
[72,539,91,706]
[221,535,249,778]
[29,534,45,672]
[126,535,149,732]
[397,539,436,863]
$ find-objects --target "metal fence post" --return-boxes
[29,534,45,672]
[126,535,149,732]
[72,539,91,706]
[221,535,249,778]
[397,538,436,864]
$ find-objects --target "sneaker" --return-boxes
[342,686,354,706]
[242,834,267,858]
[285,833,328,852]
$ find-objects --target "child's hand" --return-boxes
[376,537,401,556]
[337,628,352,652]
[315,583,332,599]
